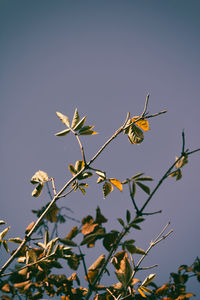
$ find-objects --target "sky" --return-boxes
[0,0,200,297]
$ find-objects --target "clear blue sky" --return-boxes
[1,0,200,297]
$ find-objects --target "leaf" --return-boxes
[140,286,153,294]
[45,203,59,223]
[8,237,23,244]
[131,181,136,197]
[25,221,35,234]
[68,164,77,176]
[97,176,105,184]
[136,176,153,181]
[141,273,156,286]
[128,124,144,144]
[138,287,147,298]
[103,231,119,251]
[175,154,188,169]
[169,169,182,180]
[88,254,105,271]
[115,252,133,288]
[136,182,150,195]
[3,240,9,253]
[0,226,11,240]
[109,178,123,191]
[30,170,49,184]
[75,160,84,172]
[71,108,80,128]
[81,216,98,235]
[0,220,6,225]
[55,128,71,136]
[66,226,78,240]
[133,217,145,223]
[95,170,106,179]
[126,210,131,223]
[56,111,70,127]
[73,116,87,131]
[103,182,113,198]
[132,173,144,180]
[79,125,95,133]
[32,183,44,197]
[79,130,98,135]
[59,238,77,247]
[132,116,150,131]
[127,245,145,255]
[117,218,125,227]
[95,206,108,224]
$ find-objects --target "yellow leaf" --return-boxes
[138,287,147,298]
[132,116,150,131]
[109,178,123,191]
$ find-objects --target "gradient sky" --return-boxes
[1,0,200,297]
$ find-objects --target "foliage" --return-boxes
[0,96,199,299]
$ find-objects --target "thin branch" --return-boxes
[71,127,87,165]
[182,130,185,154]
[57,187,75,199]
[127,179,139,213]
[141,94,150,117]
[137,264,158,271]
[142,210,162,216]
[51,177,57,195]
[78,246,91,286]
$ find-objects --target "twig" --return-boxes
[182,130,185,154]
[141,94,150,117]
[127,179,139,213]
[78,246,91,286]
[142,210,162,216]
[127,223,173,286]
[51,177,57,195]
[71,128,87,165]
[137,264,158,271]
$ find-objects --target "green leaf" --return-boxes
[3,240,9,253]
[55,128,71,136]
[8,237,23,244]
[131,173,144,180]
[0,226,11,240]
[71,108,80,128]
[103,182,113,198]
[79,130,97,135]
[131,181,136,197]
[56,111,70,127]
[73,116,87,131]
[75,160,84,172]
[136,176,153,181]
[79,125,94,133]
[130,223,141,230]
[68,164,77,176]
[126,210,131,223]
[127,245,145,255]
[59,238,77,247]
[136,182,150,195]
[133,217,145,224]
[117,218,125,227]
